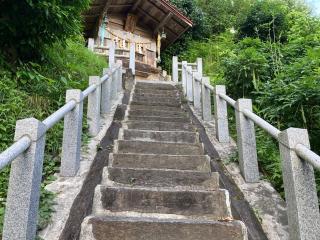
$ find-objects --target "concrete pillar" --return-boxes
[201,77,212,121]
[196,58,203,77]
[181,61,187,95]
[87,76,101,136]
[3,118,46,240]
[235,99,259,183]
[214,85,229,143]
[116,60,123,92]
[101,68,112,113]
[61,90,83,176]
[129,42,135,75]
[88,38,94,52]
[172,56,178,82]
[186,66,193,102]
[109,41,115,67]
[110,67,117,102]
[193,72,202,110]
[278,128,320,240]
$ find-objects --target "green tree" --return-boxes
[223,38,271,98]
[237,0,289,42]
[196,0,254,35]
[0,0,90,62]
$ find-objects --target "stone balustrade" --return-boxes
[0,61,123,240]
[173,56,320,240]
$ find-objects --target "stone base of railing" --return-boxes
[187,104,290,240]
[39,94,124,240]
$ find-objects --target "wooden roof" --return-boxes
[83,0,193,49]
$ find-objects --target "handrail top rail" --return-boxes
[214,90,319,170]
[180,57,320,171]
[0,63,122,171]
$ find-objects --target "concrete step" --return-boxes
[81,216,247,240]
[134,90,179,97]
[115,140,204,155]
[130,101,181,107]
[120,129,198,143]
[129,109,187,118]
[133,93,180,100]
[123,121,195,132]
[95,185,231,219]
[132,96,180,103]
[135,82,176,90]
[127,115,190,123]
[110,154,211,171]
[129,104,183,112]
[104,167,219,189]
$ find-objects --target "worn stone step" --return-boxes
[115,140,204,155]
[104,167,219,189]
[119,129,198,143]
[94,185,231,219]
[110,153,211,171]
[81,216,247,240]
[129,104,183,112]
[123,121,195,132]
[132,96,180,103]
[134,93,180,100]
[135,82,176,90]
[134,89,179,97]
[129,109,187,118]
[130,101,181,107]
[127,115,190,123]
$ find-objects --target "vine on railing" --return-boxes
[0,60,123,240]
[173,56,320,240]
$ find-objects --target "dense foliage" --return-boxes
[0,0,108,235]
[0,0,90,61]
[165,0,320,202]
[0,39,107,235]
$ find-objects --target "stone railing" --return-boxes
[173,56,320,240]
[0,61,124,239]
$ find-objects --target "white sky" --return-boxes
[306,0,320,15]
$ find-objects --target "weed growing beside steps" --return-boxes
[0,38,107,236]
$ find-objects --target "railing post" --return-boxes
[193,72,202,110]
[116,60,123,92]
[278,128,320,240]
[61,90,83,177]
[110,66,117,102]
[196,58,203,77]
[101,68,112,113]
[129,42,135,75]
[235,99,259,183]
[214,86,230,143]
[172,56,178,82]
[181,61,187,95]
[186,66,193,102]
[109,41,115,67]
[88,38,94,52]
[201,77,212,121]
[3,118,46,240]
[87,76,101,136]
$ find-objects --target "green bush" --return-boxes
[237,0,289,42]
[0,0,90,61]
[167,0,320,203]
[0,38,107,234]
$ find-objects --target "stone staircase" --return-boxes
[80,81,247,240]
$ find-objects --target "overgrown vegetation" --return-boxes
[0,0,107,234]
[0,39,106,234]
[165,0,320,202]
